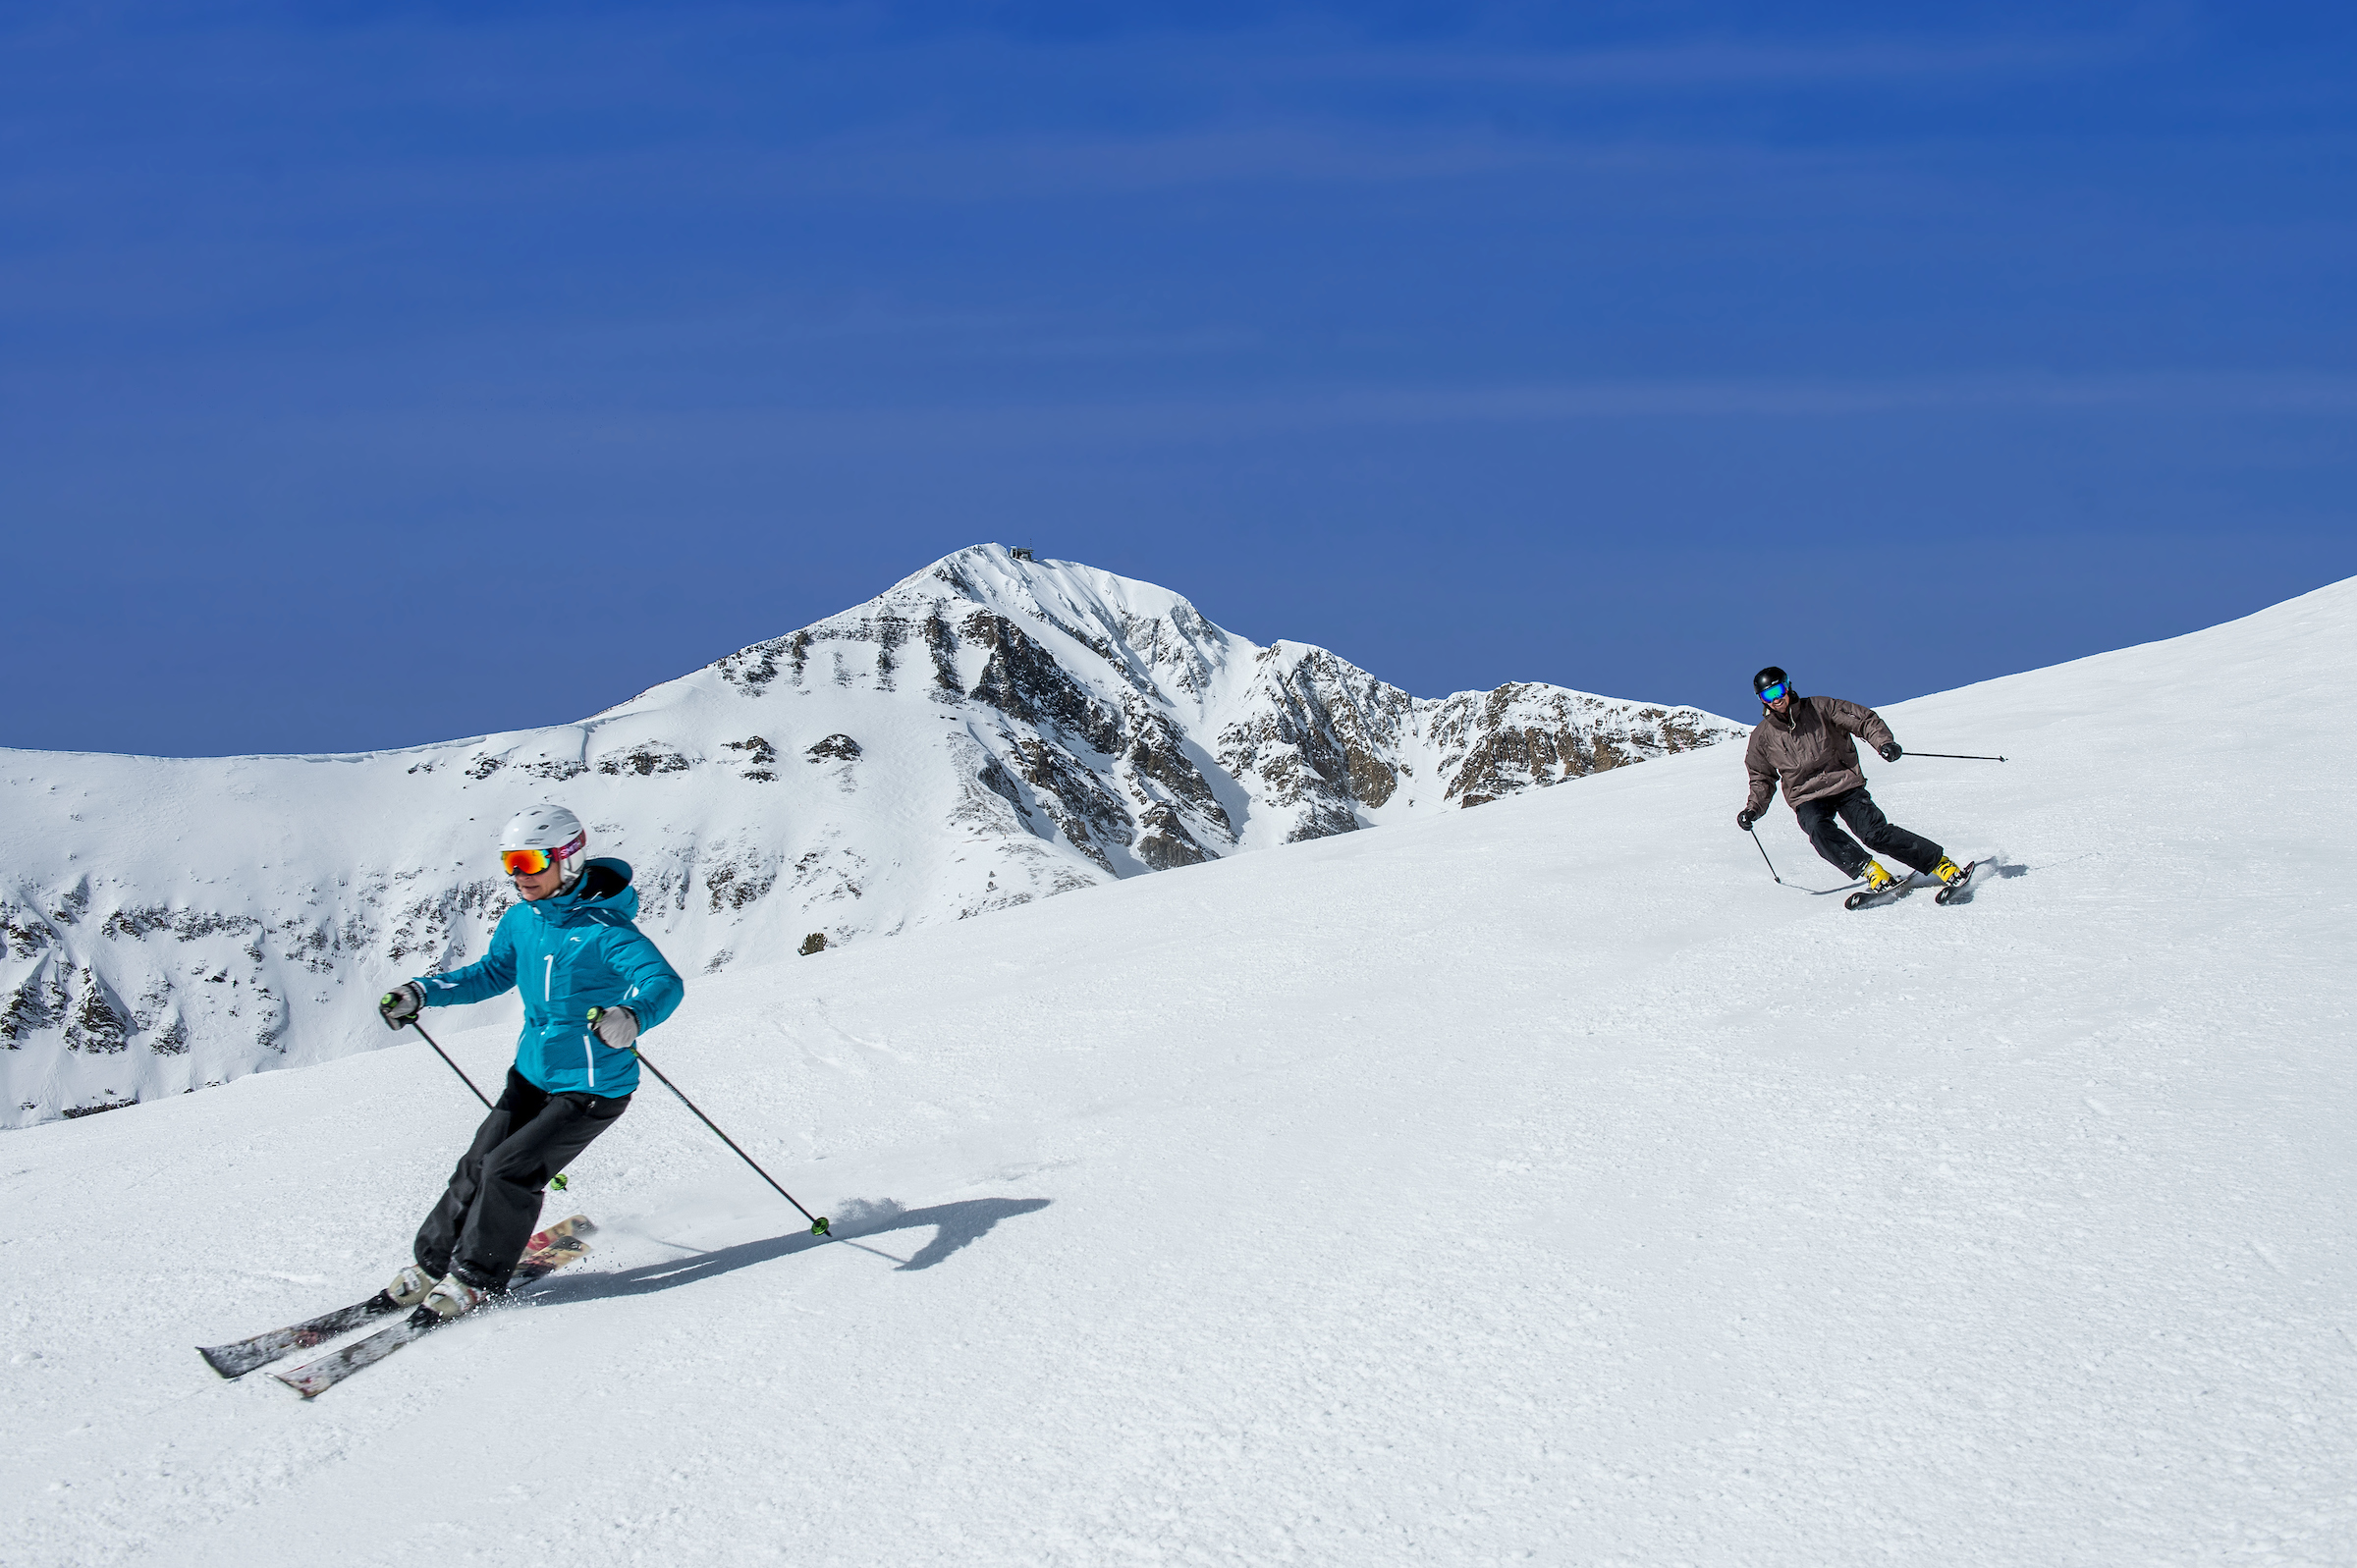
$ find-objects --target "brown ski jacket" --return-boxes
[1743,694,1897,816]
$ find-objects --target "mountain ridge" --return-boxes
[0,544,1741,1125]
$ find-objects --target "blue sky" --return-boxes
[6,2,2354,755]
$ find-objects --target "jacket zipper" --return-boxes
[582,1033,595,1090]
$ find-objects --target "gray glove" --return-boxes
[379,982,424,1030]
[1879,742,1902,762]
[1736,809,1757,832]
[591,1005,639,1051]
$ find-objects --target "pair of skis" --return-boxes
[1844,860,1978,911]
[197,1215,597,1398]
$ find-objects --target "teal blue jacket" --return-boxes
[412,859,682,1097]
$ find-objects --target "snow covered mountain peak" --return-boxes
[693,544,1252,730]
[0,543,1739,1124]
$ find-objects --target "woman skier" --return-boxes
[376,804,683,1320]
[1736,667,1968,897]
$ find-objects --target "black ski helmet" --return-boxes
[1752,666,1791,700]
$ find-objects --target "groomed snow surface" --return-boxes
[7,580,2354,1566]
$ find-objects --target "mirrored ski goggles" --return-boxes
[500,833,584,877]
[1757,680,1789,704]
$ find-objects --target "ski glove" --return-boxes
[379,982,424,1030]
[1878,742,1903,762]
[1735,809,1757,832]
[591,1005,640,1051]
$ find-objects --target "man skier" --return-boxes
[376,804,683,1321]
[1736,667,1967,896]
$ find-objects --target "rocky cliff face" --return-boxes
[0,545,1743,1124]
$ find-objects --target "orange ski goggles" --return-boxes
[500,832,584,877]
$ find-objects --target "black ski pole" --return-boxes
[395,1009,494,1110]
[1747,824,1785,886]
[1906,751,2007,761]
[591,1010,831,1236]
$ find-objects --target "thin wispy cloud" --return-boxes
[1288,29,2161,90]
[150,369,2356,464]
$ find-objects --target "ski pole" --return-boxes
[1906,751,2007,761]
[1747,824,1785,886]
[397,1010,494,1110]
[592,1010,831,1236]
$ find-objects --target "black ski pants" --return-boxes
[1791,785,1944,880]
[415,1067,630,1291]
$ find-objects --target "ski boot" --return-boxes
[1843,859,1906,910]
[418,1273,491,1323]
[1933,856,1979,905]
[386,1264,439,1309]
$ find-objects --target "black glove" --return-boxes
[1736,809,1757,832]
[1879,742,1902,762]
[591,1005,639,1050]
[379,982,424,1030]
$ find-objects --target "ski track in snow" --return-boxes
[3,579,2355,1564]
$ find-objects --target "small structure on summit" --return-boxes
[1011,546,1034,561]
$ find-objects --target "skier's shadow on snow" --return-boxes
[536,1196,1052,1304]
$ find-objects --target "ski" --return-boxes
[199,1293,404,1379]
[1843,874,1919,911]
[265,1215,598,1399]
[274,1304,445,1397]
[509,1213,598,1283]
[1934,860,1979,905]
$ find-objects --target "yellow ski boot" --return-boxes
[1934,857,1966,887]
[1933,856,1978,904]
[1844,859,1902,909]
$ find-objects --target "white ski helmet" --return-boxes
[498,803,588,887]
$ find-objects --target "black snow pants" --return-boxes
[1791,785,1944,880]
[415,1067,630,1290]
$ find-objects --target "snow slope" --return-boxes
[4,577,2352,1566]
[0,544,1738,1125]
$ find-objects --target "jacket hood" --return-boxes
[525,857,639,923]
